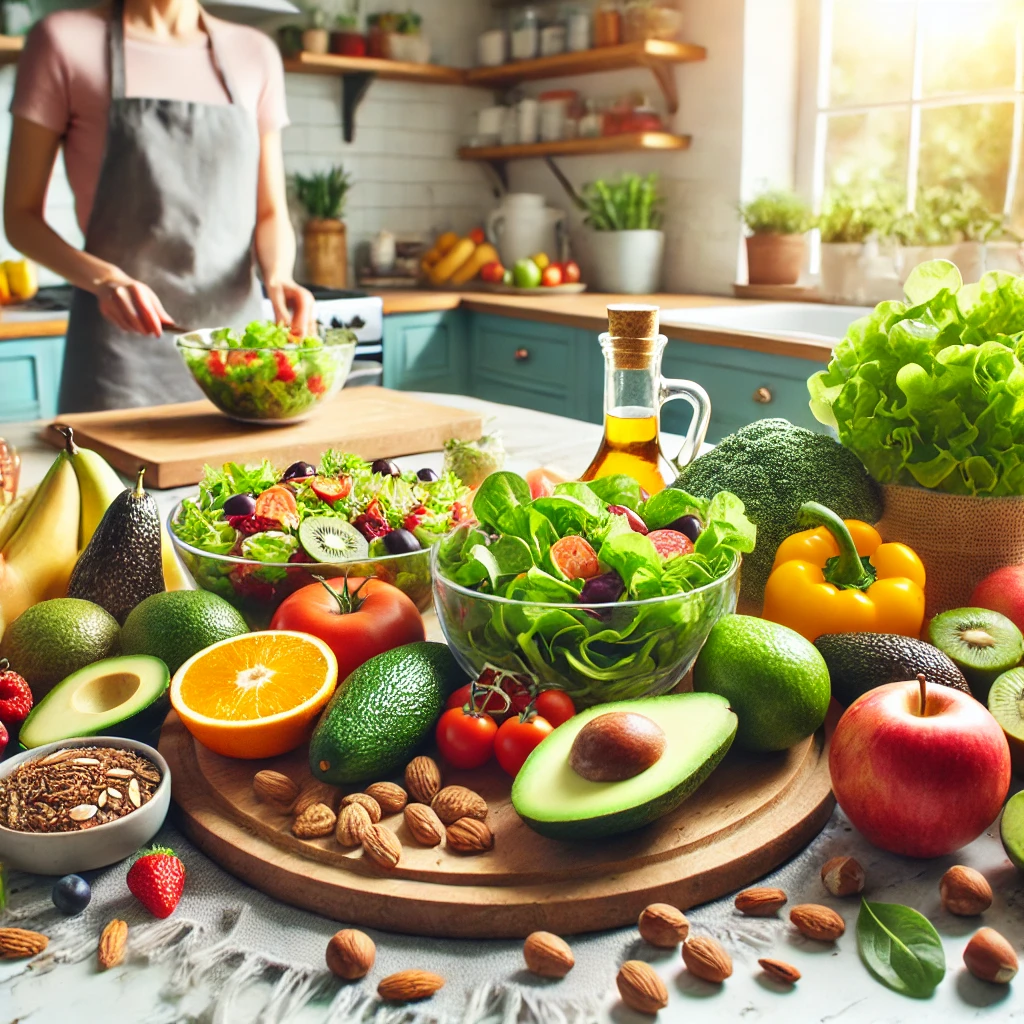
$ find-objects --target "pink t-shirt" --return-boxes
[11,6,289,233]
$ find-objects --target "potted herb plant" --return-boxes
[291,166,352,289]
[986,223,1023,274]
[738,189,814,286]
[579,173,664,294]
[387,10,430,63]
[331,12,366,56]
[817,190,888,303]
[302,9,329,55]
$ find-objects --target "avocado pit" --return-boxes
[569,711,666,782]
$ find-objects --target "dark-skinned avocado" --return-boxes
[67,467,165,624]
[512,693,737,840]
[19,654,170,749]
[814,633,971,707]
[309,642,465,784]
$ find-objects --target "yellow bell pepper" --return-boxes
[762,501,925,641]
[3,259,37,302]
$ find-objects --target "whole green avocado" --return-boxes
[672,418,882,608]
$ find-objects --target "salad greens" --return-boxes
[178,320,356,422]
[434,471,755,706]
[809,260,1024,495]
[442,434,506,489]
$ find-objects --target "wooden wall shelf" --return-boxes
[0,35,23,66]
[281,51,465,85]
[459,131,691,163]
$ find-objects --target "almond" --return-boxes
[963,927,1018,984]
[342,792,382,823]
[940,865,992,916]
[377,969,445,1002]
[365,782,408,814]
[758,958,800,985]
[638,903,689,948]
[0,927,48,960]
[404,756,442,804]
[294,780,338,817]
[404,802,445,846]
[682,935,732,983]
[292,802,336,838]
[446,816,494,853]
[616,960,668,1014]
[821,855,865,897]
[336,802,372,848]
[523,931,574,978]
[253,770,298,812]
[734,887,787,917]
[362,823,402,868]
[98,919,128,970]
[790,903,845,942]
[432,785,487,825]
[326,928,375,980]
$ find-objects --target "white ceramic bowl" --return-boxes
[0,736,171,875]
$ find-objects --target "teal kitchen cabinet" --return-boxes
[0,336,66,423]
[382,311,468,394]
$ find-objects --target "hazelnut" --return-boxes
[940,865,992,916]
[963,927,1018,984]
[821,855,865,897]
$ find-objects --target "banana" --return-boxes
[0,485,37,550]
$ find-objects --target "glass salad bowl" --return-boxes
[169,501,432,628]
[431,546,740,709]
[176,323,356,425]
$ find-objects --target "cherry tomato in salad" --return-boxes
[307,374,326,395]
[494,712,553,776]
[549,535,600,580]
[436,706,498,770]
[353,497,391,539]
[525,466,566,500]
[309,475,352,504]
[647,529,695,560]
[534,689,576,727]
[404,504,428,532]
[450,501,473,524]
[273,350,297,383]
[254,485,299,529]
[207,351,227,378]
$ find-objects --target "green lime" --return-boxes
[513,258,542,289]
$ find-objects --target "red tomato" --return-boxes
[436,707,497,769]
[541,264,563,287]
[525,466,566,500]
[273,350,297,382]
[446,683,509,717]
[310,475,352,504]
[562,260,581,284]
[255,485,299,529]
[479,260,505,284]
[269,576,424,682]
[550,535,600,580]
[647,529,695,560]
[494,713,553,776]
[468,226,487,245]
[535,689,576,727]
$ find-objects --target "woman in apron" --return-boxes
[4,0,314,412]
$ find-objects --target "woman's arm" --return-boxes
[255,130,314,335]
[3,116,168,335]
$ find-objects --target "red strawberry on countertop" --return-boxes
[0,660,32,726]
[127,847,185,918]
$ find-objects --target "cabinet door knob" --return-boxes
[514,347,530,361]
[753,386,772,404]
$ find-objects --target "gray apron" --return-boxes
[58,0,265,413]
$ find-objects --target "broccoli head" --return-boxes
[672,418,882,608]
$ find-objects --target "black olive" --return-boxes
[416,467,439,482]
[668,514,703,542]
[224,493,256,517]
[579,570,625,604]
[383,528,422,554]
[371,458,401,478]
[282,461,316,481]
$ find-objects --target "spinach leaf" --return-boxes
[532,495,603,537]
[856,899,945,998]
[552,481,609,516]
[583,474,644,511]
[640,488,707,530]
[472,471,531,531]
[598,531,661,592]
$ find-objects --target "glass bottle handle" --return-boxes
[659,376,711,474]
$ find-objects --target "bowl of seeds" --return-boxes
[0,736,170,874]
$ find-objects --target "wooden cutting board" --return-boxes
[44,388,483,488]
[160,707,836,939]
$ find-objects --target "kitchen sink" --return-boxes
[660,302,873,343]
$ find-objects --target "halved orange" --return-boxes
[170,631,338,759]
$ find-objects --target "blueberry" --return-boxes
[282,461,316,481]
[52,874,91,915]
[383,528,422,554]
[371,458,401,478]
[223,493,256,517]
[667,514,702,542]
[416,467,439,482]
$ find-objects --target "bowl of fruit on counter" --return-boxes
[169,449,472,627]
[432,471,756,708]
[176,320,356,424]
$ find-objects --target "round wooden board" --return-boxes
[160,709,836,939]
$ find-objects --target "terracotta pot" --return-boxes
[745,233,805,286]
[302,28,329,56]
[304,219,347,289]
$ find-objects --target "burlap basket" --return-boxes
[877,483,1024,618]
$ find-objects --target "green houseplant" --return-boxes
[738,188,814,286]
[816,189,894,303]
[579,173,665,293]
[291,166,353,288]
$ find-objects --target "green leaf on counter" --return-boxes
[856,899,945,998]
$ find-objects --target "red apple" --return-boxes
[971,564,1024,634]
[829,675,1011,858]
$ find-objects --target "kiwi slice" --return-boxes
[298,516,368,563]
[928,607,1024,702]
[1000,790,1024,872]
[988,668,1024,776]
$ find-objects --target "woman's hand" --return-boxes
[266,279,316,337]
[95,273,170,337]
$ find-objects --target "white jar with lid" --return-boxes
[566,7,591,50]
[511,7,539,60]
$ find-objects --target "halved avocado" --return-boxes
[19,655,170,749]
[511,692,737,840]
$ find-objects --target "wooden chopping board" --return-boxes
[43,387,483,489]
[160,708,836,939]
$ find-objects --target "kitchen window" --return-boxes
[797,0,1024,227]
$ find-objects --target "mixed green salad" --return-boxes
[178,320,356,421]
[434,471,755,705]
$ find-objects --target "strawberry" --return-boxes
[0,660,32,725]
[126,847,185,919]
[0,719,8,757]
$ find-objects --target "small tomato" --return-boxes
[254,485,299,529]
[534,689,575,727]
[494,713,553,776]
[436,707,497,769]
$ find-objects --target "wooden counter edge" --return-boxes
[0,318,67,340]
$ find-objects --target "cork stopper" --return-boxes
[606,304,660,370]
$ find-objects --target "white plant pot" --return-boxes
[985,240,1023,274]
[819,241,876,304]
[583,229,664,294]
[898,241,985,284]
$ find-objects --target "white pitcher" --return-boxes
[487,194,568,266]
